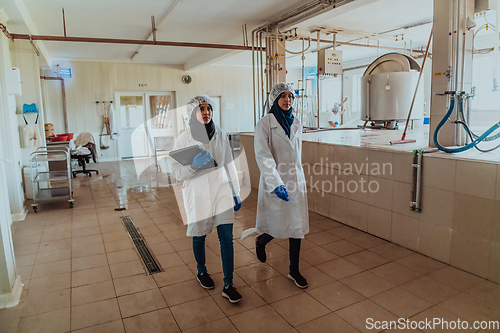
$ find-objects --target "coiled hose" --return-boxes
[433,96,500,153]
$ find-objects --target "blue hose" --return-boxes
[433,96,500,153]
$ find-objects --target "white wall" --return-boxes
[42,61,254,160]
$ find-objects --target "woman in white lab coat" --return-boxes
[171,95,242,303]
[254,83,309,288]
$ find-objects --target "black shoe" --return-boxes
[222,285,242,303]
[288,270,308,289]
[197,272,215,289]
[255,236,266,263]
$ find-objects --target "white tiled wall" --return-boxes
[241,135,500,283]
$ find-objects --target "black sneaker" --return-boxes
[197,272,215,289]
[255,236,266,263]
[222,285,242,303]
[288,271,308,289]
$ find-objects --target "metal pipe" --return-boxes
[151,16,157,43]
[9,32,261,51]
[317,30,320,128]
[260,31,265,114]
[252,30,256,126]
[308,38,425,53]
[415,150,423,212]
[62,8,67,38]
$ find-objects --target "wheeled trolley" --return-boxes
[29,146,74,212]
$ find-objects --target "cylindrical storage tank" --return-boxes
[361,53,424,123]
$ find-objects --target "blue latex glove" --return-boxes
[192,151,211,169]
[233,196,241,211]
[273,185,289,202]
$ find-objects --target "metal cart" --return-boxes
[29,146,74,212]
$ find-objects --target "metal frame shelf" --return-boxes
[29,146,74,212]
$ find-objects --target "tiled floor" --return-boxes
[1,159,499,333]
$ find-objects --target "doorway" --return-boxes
[116,92,176,159]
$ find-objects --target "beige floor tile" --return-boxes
[160,279,210,306]
[344,250,390,270]
[271,292,331,327]
[299,266,336,290]
[104,239,134,252]
[335,299,398,333]
[307,281,366,311]
[369,242,414,261]
[234,262,282,285]
[143,232,168,244]
[117,288,167,318]
[307,231,342,246]
[328,225,365,239]
[100,223,125,234]
[72,320,125,333]
[156,252,185,269]
[438,293,499,324]
[369,262,422,285]
[38,239,71,253]
[27,273,70,294]
[411,306,476,333]
[15,253,37,267]
[464,280,500,308]
[229,305,293,333]
[72,220,100,230]
[347,233,387,249]
[170,297,226,331]
[71,298,121,331]
[0,300,24,333]
[341,271,395,298]
[72,266,112,287]
[234,249,263,268]
[34,248,71,264]
[31,259,71,279]
[427,266,485,291]
[183,317,237,333]
[265,242,289,259]
[24,288,70,316]
[109,259,145,279]
[18,308,70,333]
[316,258,364,280]
[114,274,158,297]
[102,230,129,243]
[400,276,461,304]
[153,265,195,287]
[71,280,116,306]
[16,244,40,256]
[148,241,176,255]
[396,253,446,274]
[295,312,359,333]
[107,248,138,265]
[370,287,432,318]
[249,275,303,303]
[17,265,33,281]
[322,240,364,257]
[122,308,180,333]
[72,242,106,258]
[72,226,102,238]
[300,246,339,265]
[72,253,108,271]
[212,285,266,316]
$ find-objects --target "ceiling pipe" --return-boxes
[131,0,181,60]
[3,29,263,51]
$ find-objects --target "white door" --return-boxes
[145,92,177,146]
[117,93,148,159]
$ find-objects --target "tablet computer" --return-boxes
[169,145,218,170]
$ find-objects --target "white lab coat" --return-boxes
[108,104,119,139]
[254,114,309,239]
[171,126,240,237]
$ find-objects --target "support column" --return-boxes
[0,11,27,222]
[429,0,474,147]
[0,121,23,308]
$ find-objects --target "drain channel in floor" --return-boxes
[120,216,163,275]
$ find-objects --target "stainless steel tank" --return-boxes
[361,53,424,124]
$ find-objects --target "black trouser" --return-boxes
[257,233,301,272]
